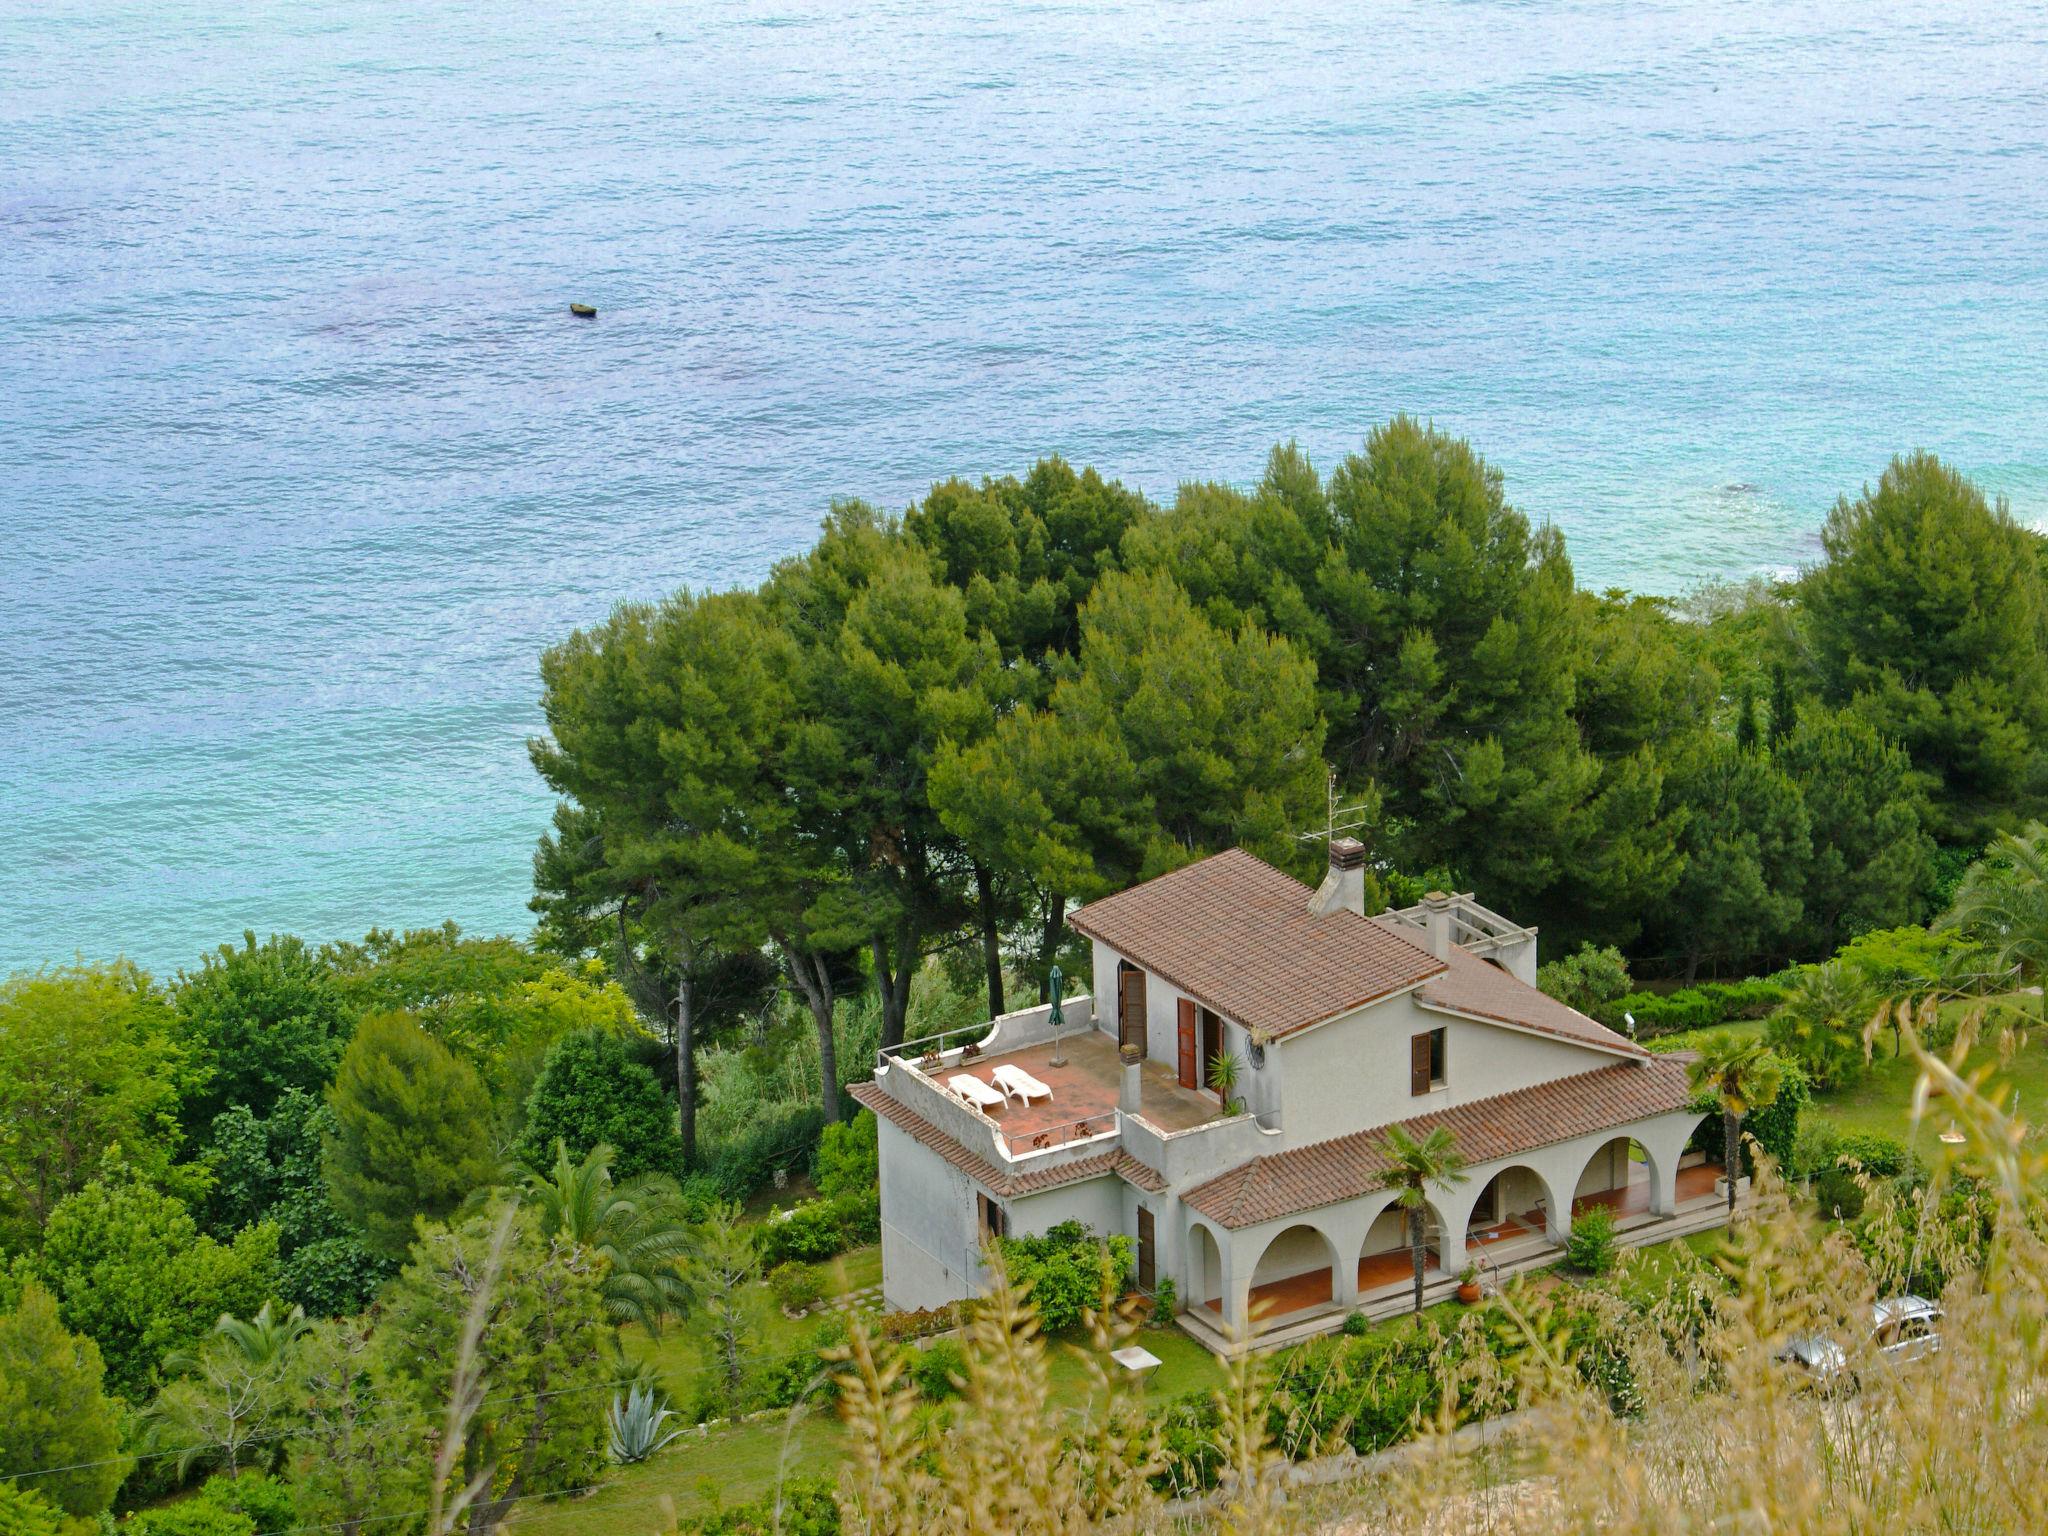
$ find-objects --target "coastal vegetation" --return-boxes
[6,424,2048,1529]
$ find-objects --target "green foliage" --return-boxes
[198,1090,389,1318]
[1654,730,1811,977]
[321,1012,497,1261]
[700,1103,828,1203]
[685,1201,763,1416]
[129,1475,294,1536]
[0,1482,85,1536]
[0,1283,127,1517]
[813,1110,879,1200]
[23,1166,279,1402]
[1742,1060,1808,1177]
[752,1313,847,1412]
[283,1317,422,1536]
[1537,943,1634,1014]
[1832,1129,1918,1179]
[1565,1204,1619,1274]
[756,1197,857,1269]
[517,1028,679,1183]
[1940,823,2048,1007]
[172,933,352,1129]
[145,1302,308,1481]
[0,963,186,1245]
[682,1474,842,1536]
[1804,451,2048,837]
[1150,1276,1178,1325]
[995,1220,1134,1334]
[1599,976,1792,1038]
[377,1205,611,1514]
[521,1140,695,1335]
[768,1262,823,1315]
[1765,962,1877,1090]
[1779,710,1938,951]
[912,1337,966,1401]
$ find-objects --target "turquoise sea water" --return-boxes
[4,1,2046,975]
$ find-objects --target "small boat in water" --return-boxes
[569,302,597,318]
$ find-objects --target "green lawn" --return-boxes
[1805,991,2046,1164]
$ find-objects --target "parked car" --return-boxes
[1779,1295,1942,1384]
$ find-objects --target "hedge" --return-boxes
[1592,976,1793,1039]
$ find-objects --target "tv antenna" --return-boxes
[1296,770,1375,845]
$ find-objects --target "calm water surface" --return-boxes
[3,0,2046,973]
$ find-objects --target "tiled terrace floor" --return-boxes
[937,1029,1222,1151]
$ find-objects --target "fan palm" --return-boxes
[1768,960,1874,1089]
[1688,1034,1785,1213]
[522,1140,695,1335]
[1378,1124,1468,1314]
[1938,821,2048,1022]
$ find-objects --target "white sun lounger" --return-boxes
[949,1074,1008,1113]
[991,1063,1053,1106]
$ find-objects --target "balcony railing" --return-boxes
[996,1113,1118,1157]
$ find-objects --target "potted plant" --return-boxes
[1207,1049,1240,1112]
[1457,1264,1482,1305]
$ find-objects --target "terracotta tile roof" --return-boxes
[1068,849,1444,1038]
[1181,1056,1700,1229]
[848,1082,1164,1198]
[1410,942,1646,1058]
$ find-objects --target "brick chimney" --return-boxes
[1307,837,1367,918]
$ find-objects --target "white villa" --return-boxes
[851,839,1732,1350]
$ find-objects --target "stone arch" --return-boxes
[1457,1161,1571,1248]
[1246,1220,1342,1324]
[1187,1220,1227,1313]
[1355,1187,1461,1290]
[1571,1134,1659,1222]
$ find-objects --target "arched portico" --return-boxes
[1451,1162,1572,1251]
[1354,1187,1459,1296]
[1189,1220,1226,1313]
[1241,1221,1342,1328]
[1571,1135,1659,1220]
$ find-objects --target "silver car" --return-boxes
[1780,1295,1942,1383]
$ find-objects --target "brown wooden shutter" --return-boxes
[1410,1032,1433,1096]
[1176,999,1198,1088]
[1119,966,1147,1054]
[1137,1207,1157,1291]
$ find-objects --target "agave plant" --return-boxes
[606,1382,685,1465]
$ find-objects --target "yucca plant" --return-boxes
[606,1382,684,1466]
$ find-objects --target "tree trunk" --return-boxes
[783,947,840,1122]
[872,924,917,1052]
[673,966,696,1166]
[1724,1107,1741,1213]
[1409,1200,1426,1314]
[975,861,1005,1021]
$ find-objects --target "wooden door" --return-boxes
[1176,999,1197,1088]
[1119,965,1147,1054]
[1137,1207,1156,1291]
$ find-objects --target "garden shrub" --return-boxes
[813,1111,878,1200]
[516,1029,678,1181]
[0,1482,77,1536]
[1742,1060,1808,1177]
[686,1474,841,1536]
[1813,1164,1867,1220]
[1833,1129,1917,1180]
[1566,1204,1618,1275]
[130,1477,291,1536]
[1149,1276,1178,1324]
[913,1337,966,1401]
[1152,1390,1225,1494]
[753,1315,848,1411]
[1593,976,1794,1039]
[1340,1310,1370,1338]
[875,1304,962,1343]
[757,1197,870,1269]
[1537,943,1633,1014]
[996,1221,1134,1334]
[768,1262,823,1316]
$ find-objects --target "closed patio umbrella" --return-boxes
[1048,964,1067,1066]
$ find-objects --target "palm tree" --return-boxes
[1378,1124,1468,1314]
[1769,960,1874,1089]
[522,1140,695,1336]
[1688,1035,1785,1213]
[1938,822,2048,1022]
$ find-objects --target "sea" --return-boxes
[3,0,2046,976]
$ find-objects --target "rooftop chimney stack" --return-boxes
[1422,890,1456,959]
[1307,836,1368,918]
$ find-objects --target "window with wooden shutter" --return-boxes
[1118,963,1147,1055]
[1176,999,1197,1088]
[1137,1207,1156,1291]
[1410,1027,1446,1095]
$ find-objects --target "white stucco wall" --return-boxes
[875,1115,989,1312]
[1272,989,1624,1148]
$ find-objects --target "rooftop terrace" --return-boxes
[944,1028,1223,1152]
